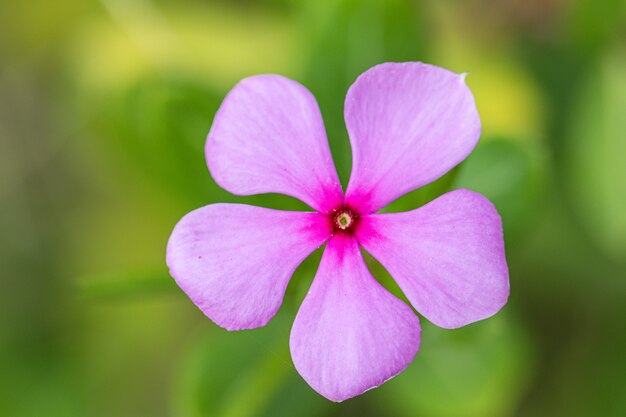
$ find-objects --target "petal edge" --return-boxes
[290,235,421,401]
[167,204,331,330]
[345,62,481,213]
[356,189,509,329]
[207,75,343,213]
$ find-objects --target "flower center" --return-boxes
[336,212,352,229]
[332,208,357,233]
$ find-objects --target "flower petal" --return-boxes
[290,234,421,402]
[356,189,509,329]
[207,75,343,213]
[166,204,331,330]
[344,62,481,213]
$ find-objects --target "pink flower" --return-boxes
[167,62,510,402]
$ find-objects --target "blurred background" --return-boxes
[1,0,625,416]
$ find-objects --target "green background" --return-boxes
[1,0,625,416]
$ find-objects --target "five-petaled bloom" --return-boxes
[167,62,510,402]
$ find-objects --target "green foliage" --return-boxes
[102,75,223,205]
[171,319,332,417]
[78,269,177,300]
[566,49,626,260]
[375,315,533,417]
[568,0,626,54]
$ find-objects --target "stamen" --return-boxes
[336,212,352,229]
[332,208,356,233]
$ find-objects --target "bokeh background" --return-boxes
[1,0,625,416]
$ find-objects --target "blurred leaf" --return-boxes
[0,356,83,417]
[72,1,299,91]
[539,318,626,417]
[375,314,534,417]
[465,64,545,141]
[568,0,626,54]
[454,138,548,246]
[566,50,626,260]
[171,318,332,417]
[102,75,223,205]
[0,0,93,57]
[77,269,176,300]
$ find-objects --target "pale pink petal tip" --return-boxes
[290,235,421,402]
[345,62,482,213]
[207,75,343,214]
[357,189,509,329]
[166,203,331,331]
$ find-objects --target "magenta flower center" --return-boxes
[331,207,357,233]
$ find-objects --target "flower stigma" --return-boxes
[337,212,352,229]
[332,208,356,233]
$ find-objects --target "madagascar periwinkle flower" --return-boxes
[167,62,509,402]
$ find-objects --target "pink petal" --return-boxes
[166,204,331,331]
[356,189,509,329]
[207,75,343,214]
[344,62,481,213]
[290,234,421,402]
